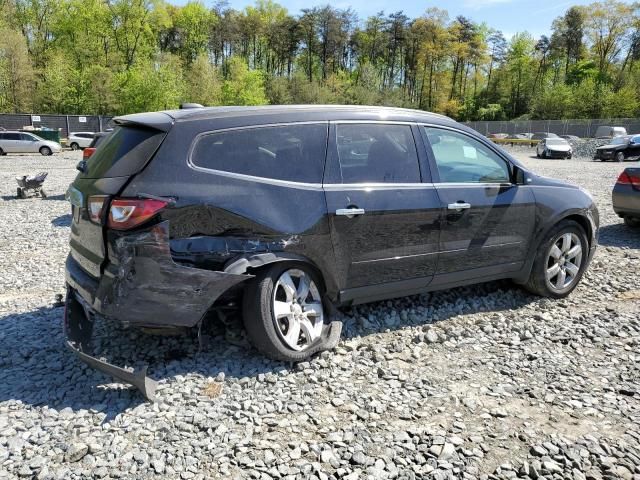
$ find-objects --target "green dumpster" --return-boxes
[20,129,61,143]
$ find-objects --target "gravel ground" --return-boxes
[0,149,639,480]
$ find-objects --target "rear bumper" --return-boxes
[612,185,640,218]
[64,221,252,400]
[65,221,251,328]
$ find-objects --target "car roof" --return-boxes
[113,105,457,131]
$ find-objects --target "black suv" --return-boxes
[594,135,640,162]
[65,106,598,399]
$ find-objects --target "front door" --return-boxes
[324,122,441,297]
[420,126,536,280]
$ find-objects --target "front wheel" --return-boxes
[242,263,327,362]
[70,142,79,151]
[523,220,589,298]
[566,154,572,159]
[39,146,52,156]
[616,152,625,162]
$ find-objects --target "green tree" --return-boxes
[221,56,267,105]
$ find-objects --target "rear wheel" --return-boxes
[70,142,79,151]
[39,189,47,198]
[0,147,4,156]
[524,220,588,298]
[242,263,326,362]
[16,188,24,199]
[39,146,52,156]
[624,216,640,228]
[616,152,625,162]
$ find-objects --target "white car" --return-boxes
[0,131,62,156]
[68,132,96,150]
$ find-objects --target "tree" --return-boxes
[221,56,267,105]
[0,29,34,113]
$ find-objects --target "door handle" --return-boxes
[336,207,365,218]
[447,202,471,211]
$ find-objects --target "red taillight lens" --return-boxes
[87,195,108,224]
[83,147,96,159]
[617,170,640,189]
[107,198,168,230]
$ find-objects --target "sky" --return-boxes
[205,0,607,39]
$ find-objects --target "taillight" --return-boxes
[87,195,108,224]
[83,147,96,159]
[617,170,640,189]
[107,198,168,230]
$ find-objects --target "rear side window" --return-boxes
[84,126,165,179]
[191,123,328,183]
[336,124,420,183]
[5,133,20,140]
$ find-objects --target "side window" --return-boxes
[423,127,511,183]
[336,123,420,183]
[6,133,21,140]
[20,134,35,141]
[191,123,328,183]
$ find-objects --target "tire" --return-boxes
[0,148,4,156]
[624,216,640,228]
[536,152,541,158]
[70,142,79,151]
[242,262,327,362]
[523,220,589,299]
[616,152,624,162]
[39,146,52,156]
[16,188,23,199]
[566,154,572,159]
[39,189,47,198]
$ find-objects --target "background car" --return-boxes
[487,133,508,139]
[593,135,640,162]
[0,131,61,156]
[532,132,559,141]
[68,132,95,150]
[612,167,640,227]
[81,131,110,160]
[507,133,533,140]
[560,135,580,142]
[595,125,627,139]
[536,138,572,159]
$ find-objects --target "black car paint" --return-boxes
[64,105,599,399]
[594,136,640,161]
[612,167,640,219]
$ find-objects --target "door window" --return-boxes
[20,134,36,141]
[5,133,21,140]
[423,127,511,183]
[191,123,328,183]
[336,124,420,183]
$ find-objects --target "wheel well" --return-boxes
[564,214,592,248]
[246,258,327,294]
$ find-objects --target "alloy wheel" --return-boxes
[545,232,583,293]
[272,269,324,351]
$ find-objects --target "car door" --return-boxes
[324,122,441,298]
[19,133,39,152]
[420,126,536,281]
[3,132,23,152]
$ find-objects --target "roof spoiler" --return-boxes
[112,112,175,132]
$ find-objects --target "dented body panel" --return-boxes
[66,221,250,328]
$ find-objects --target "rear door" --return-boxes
[20,133,40,152]
[68,125,167,277]
[420,126,536,280]
[3,132,21,152]
[324,122,441,297]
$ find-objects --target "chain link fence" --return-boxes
[465,118,640,138]
[0,114,114,138]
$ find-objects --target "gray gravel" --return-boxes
[1,149,639,480]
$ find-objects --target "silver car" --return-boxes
[0,131,62,156]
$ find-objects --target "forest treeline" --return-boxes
[0,0,639,120]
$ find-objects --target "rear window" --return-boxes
[84,126,165,178]
[191,123,328,183]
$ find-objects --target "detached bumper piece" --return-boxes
[64,290,159,401]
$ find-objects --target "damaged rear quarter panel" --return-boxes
[100,221,249,328]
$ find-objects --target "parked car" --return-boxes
[68,132,95,150]
[612,167,640,227]
[595,125,627,139]
[64,105,599,399]
[531,132,559,141]
[487,133,508,139]
[507,133,533,140]
[81,131,110,160]
[593,135,640,162]
[536,138,573,159]
[560,135,580,142]
[0,131,62,156]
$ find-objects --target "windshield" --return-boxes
[611,136,629,145]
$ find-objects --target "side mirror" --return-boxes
[513,165,528,185]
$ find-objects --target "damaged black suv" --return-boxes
[65,105,598,399]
